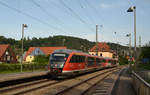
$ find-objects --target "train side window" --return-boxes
[70,55,85,63]
[112,60,116,64]
[96,58,101,65]
[102,59,105,63]
[87,57,95,66]
[80,56,85,63]
[69,55,76,63]
[108,60,111,63]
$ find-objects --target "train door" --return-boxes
[87,57,95,67]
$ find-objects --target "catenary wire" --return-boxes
[58,0,95,32]
[0,0,63,32]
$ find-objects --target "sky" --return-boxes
[0,0,150,46]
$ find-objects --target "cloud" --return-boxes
[100,3,113,9]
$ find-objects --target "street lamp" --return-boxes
[21,24,28,72]
[62,39,66,46]
[126,33,131,56]
[127,6,136,60]
[126,33,132,70]
[114,32,118,57]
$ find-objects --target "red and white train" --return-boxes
[48,49,118,77]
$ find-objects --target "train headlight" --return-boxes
[60,64,64,67]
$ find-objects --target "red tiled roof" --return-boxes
[89,42,113,52]
[39,47,67,55]
[24,46,67,60]
[0,44,9,58]
[24,47,36,60]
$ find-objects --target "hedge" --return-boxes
[0,63,48,73]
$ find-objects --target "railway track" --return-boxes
[54,67,122,95]
[0,78,65,95]
[0,66,123,95]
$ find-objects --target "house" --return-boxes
[89,42,114,58]
[0,44,17,63]
[25,46,67,62]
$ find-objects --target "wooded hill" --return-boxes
[0,35,128,55]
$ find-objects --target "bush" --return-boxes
[138,63,150,70]
[32,55,49,64]
[0,63,48,74]
[119,56,128,65]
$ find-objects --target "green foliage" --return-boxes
[140,42,150,62]
[137,63,150,70]
[0,63,48,74]
[32,55,49,64]
[0,35,129,55]
[118,56,128,65]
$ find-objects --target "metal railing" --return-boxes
[132,71,150,95]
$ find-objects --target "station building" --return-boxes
[89,42,114,58]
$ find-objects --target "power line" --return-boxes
[58,0,94,32]
[84,0,104,23]
[30,0,64,25]
[48,0,75,18]
[0,1,62,32]
[78,0,95,25]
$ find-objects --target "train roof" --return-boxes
[53,49,117,60]
[53,49,82,54]
[53,49,92,56]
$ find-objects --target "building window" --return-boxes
[36,50,40,54]
[6,51,9,55]
[100,53,102,56]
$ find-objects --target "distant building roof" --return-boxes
[39,47,67,55]
[0,44,17,63]
[89,42,113,52]
[24,46,67,60]
[0,44,9,58]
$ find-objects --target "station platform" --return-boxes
[0,71,48,83]
[111,68,136,95]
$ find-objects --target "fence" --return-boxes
[132,71,150,95]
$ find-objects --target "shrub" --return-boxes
[32,55,49,64]
[119,56,128,65]
[0,63,48,74]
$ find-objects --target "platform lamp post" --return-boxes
[126,33,131,71]
[127,6,136,64]
[21,24,28,72]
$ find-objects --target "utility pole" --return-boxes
[138,36,141,58]
[95,25,103,56]
[96,25,98,56]
[134,6,136,53]
[139,36,141,49]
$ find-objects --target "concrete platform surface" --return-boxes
[0,71,48,83]
[111,68,136,95]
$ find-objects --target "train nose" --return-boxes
[51,68,62,74]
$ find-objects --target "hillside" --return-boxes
[0,35,128,55]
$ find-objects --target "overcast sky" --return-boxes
[0,0,149,46]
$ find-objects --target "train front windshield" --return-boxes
[50,53,69,68]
